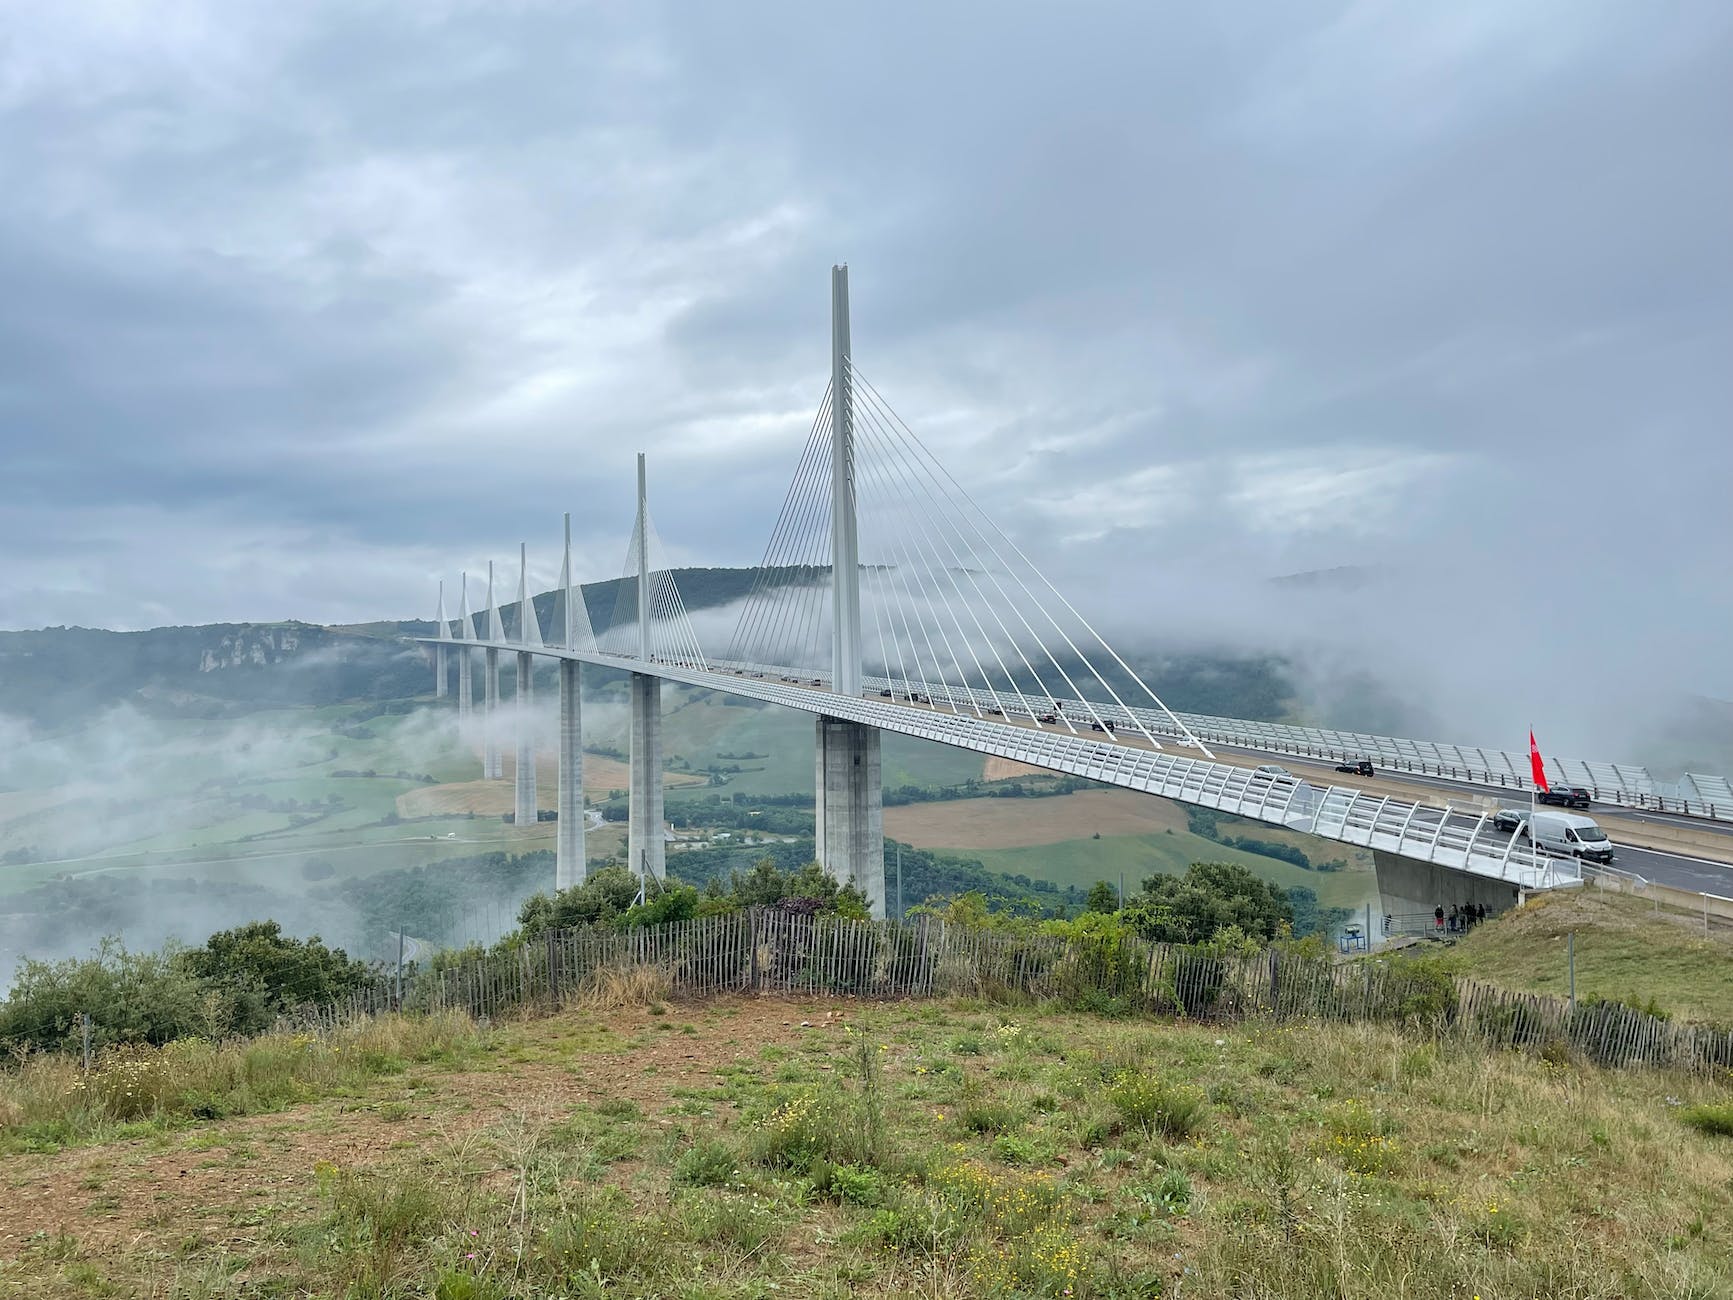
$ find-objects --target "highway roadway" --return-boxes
[1198,743,1733,897]
[869,689,1733,897]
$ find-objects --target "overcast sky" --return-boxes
[2,3,1729,745]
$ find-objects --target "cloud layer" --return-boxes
[2,2,1728,750]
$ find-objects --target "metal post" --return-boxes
[396,930,405,1010]
[81,1012,92,1073]
[829,264,860,697]
[896,842,903,921]
[1568,931,1576,1013]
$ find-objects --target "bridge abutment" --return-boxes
[557,659,584,890]
[815,716,884,918]
[629,671,665,883]
[515,651,537,828]
[1372,849,1523,935]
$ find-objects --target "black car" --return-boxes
[1537,786,1591,809]
[1335,759,1375,777]
[1492,808,1526,832]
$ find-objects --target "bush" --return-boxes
[1107,1073,1206,1139]
[745,1090,849,1172]
[0,939,216,1054]
[673,1139,739,1187]
[812,1160,884,1205]
[960,1099,1024,1135]
[1680,1104,1733,1137]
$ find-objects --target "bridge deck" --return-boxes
[432,638,1580,892]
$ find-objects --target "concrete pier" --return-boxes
[815,715,884,918]
[458,648,473,718]
[629,671,664,883]
[483,648,502,779]
[556,659,584,890]
[433,645,447,698]
[514,651,536,827]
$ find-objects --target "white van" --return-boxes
[1523,811,1614,866]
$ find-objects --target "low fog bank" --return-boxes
[1066,558,1731,776]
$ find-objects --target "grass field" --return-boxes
[1445,888,1733,1024]
[886,790,1378,911]
[4,993,1731,1298]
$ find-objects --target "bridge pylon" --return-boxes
[456,572,473,720]
[816,264,884,916]
[483,561,504,780]
[556,512,585,889]
[514,543,540,830]
[629,453,665,886]
[433,579,449,699]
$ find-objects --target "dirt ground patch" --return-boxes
[399,755,703,816]
[884,789,1188,850]
[0,997,854,1265]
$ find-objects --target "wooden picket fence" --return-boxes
[291,909,1733,1075]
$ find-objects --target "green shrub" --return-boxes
[1680,1103,1733,1137]
[1131,1166,1192,1216]
[1107,1073,1206,1139]
[745,1090,850,1172]
[673,1139,739,1187]
[860,1188,961,1257]
[812,1160,884,1205]
[683,1191,781,1256]
[960,1099,1024,1135]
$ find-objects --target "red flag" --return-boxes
[1529,729,1549,793]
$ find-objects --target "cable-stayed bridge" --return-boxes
[420,268,1731,926]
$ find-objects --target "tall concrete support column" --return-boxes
[514,652,536,827]
[456,573,474,721]
[483,561,504,780]
[433,579,449,698]
[556,658,584,890]
[629,672,664,882]
[483,649,502,779]
[816,716,884,918]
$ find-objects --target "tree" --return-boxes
[0,938,216,1053]
[726,858,870,919]
[1085,880,1119,913]
[179,921,376,1033]
[1123,862,1293,945]
[517,867,641,937]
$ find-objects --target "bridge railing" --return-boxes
[853,673,1732,824]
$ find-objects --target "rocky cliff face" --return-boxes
[198,625,304,672]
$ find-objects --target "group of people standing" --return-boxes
[1434,903,1486,934]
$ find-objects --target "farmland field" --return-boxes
[885,789,1377,910]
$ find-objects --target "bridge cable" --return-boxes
[853,399,1033,722]
[850,409,965,711]
[854,370,1200,751]
[858,388,1076,729]
[728,386,831,664]
[850,402,988,716]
